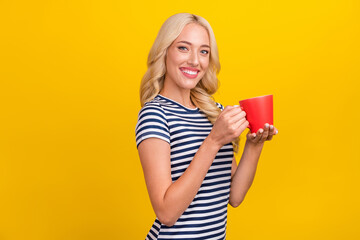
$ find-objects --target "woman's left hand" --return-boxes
[246,123,278,144]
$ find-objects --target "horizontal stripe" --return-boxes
[159,225,226,239]
[168,212,227,227]
[177,209,228,222]
[172,170,231,181]
[193,191,230,202]
[183,202,228,214]
[190,196,229,208]
[136,133,170,147]
[171,138,204,150]
[160,221,226,235]
[162,215,227,230]
[171,133,208,142]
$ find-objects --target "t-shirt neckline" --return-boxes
[157,94,199,112]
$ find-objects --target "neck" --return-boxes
[159,89,195,109]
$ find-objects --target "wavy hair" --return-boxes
[139,13,239,152]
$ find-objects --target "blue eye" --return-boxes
[178,46,188,51]
[201,50,209,54]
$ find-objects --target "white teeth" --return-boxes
[181,69,198,75]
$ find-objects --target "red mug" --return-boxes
[239,95,273,133]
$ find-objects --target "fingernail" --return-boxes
[265,123,269,128]
[259,129,263,133]
[275,130,278,135]
[253,133,256,138]
[233,105,239,107]
[270,125,274,130]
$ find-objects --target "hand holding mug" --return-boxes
[246,123,278,144]
[208,105,248,148]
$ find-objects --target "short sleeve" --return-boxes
[135,104,170,148]
[215,102,224,111]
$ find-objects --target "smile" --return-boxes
[180,68,199,79]
[182,69,197,75]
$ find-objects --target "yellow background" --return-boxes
[1,0,359,239]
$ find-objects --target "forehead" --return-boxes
[175,23,210,45]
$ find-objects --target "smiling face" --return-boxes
[163,23,210,94]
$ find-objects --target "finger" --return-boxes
[274,127,279,135]
[247,130,257,141]
[223,105,240,112]
[267,124,274,141]
[261,123,270,141]
[229,110,246,124]
[226,105,243,118]
[223,105,234,111]
[253,128,263,142]
[233,119,248,137]
[237,120,249,135]
[219,106,239,121]
[222,105,237,114]
[233,116,247,129]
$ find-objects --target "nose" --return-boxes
[187,51,199,67]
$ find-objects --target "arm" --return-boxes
[137,106,248,227]
[229,124,278,207]
[138,136,221,227]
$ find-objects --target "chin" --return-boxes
[182,77,203,87]
[182,80,201,90]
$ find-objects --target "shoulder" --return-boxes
[136,99,168,131]
[138,100,165,118]
[135,98,170,148]
[137,97,167,121]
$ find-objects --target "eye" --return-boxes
[201,50,209,54]
[178,46,188,51]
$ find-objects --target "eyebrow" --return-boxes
[176,40,210,48]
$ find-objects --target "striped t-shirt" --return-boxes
[135,94,234,240]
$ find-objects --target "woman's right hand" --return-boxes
[208,105,249,149]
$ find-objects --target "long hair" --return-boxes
[139,13,239,152]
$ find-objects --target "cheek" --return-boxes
[200,58,210,71]
[167,50,185,66]
[165,53,177,73]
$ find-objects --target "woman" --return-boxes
[135,13,278,240]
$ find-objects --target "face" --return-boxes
[164,23,210,92]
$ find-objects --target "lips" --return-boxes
[179,67,200,79]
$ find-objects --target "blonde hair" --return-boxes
[140,13,239,152]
